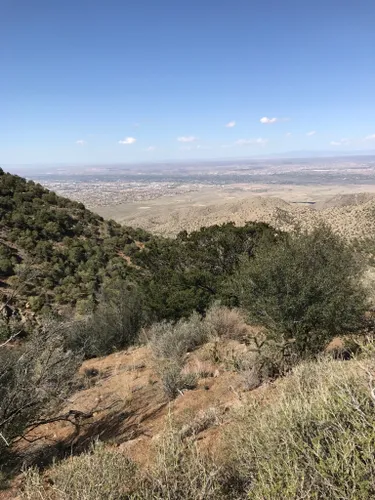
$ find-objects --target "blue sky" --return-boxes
[1,0,375,164]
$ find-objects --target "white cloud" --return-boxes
[364,134,375,141]
[177,136,198,142]
[330,138,350,146]
[118,137,137,145]
[260,117,290,124]
[225,121,236,128]
[261,116,291,123]
[285,132,292,137]
[146,146,156,151]
[306,131,316,136]
[76,140,86,145]
[260,116,278,124]
[236,138,268,146]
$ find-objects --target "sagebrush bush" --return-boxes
[149,306,252,363]
[179,407,222,439]
[157,360,198,399]
[148,313,210,399]
[204,304,249,341]
[224,357,375,499]
[0,323,80,463]
[149,312,208,361]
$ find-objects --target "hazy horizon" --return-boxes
[4,150,375,174]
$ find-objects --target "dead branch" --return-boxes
[0,330,22,348]
[13,400,122,446]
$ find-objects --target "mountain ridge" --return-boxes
[0,167,151,324]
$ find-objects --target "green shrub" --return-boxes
[227,225,366,357]
[67,281,143,358]
[136,222,279,322]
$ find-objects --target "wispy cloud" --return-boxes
[225,121,236,128]
[146,146,156,151]
[330,138,350,146]
[306,131,316,136]
[76,140,86,145]
[260,116,289,124]
[236,138,268,146]
[118,137,137,145]
[364,134,375,141]
[285,132,292,137]
[177,136,198,142]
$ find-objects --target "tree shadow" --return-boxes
[8,407,137,473]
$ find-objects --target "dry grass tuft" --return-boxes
[21,442,138,500]
[141,419,224,499]
[179,407,222,439]
[181,358,217,379]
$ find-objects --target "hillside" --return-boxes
[1,170,375,498]
[6,310,375,499]
[118,193,375,240]
[314,192,375,210]
[0,168,279,334]
[0,168,151,322]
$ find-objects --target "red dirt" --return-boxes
[4,339,273,498]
